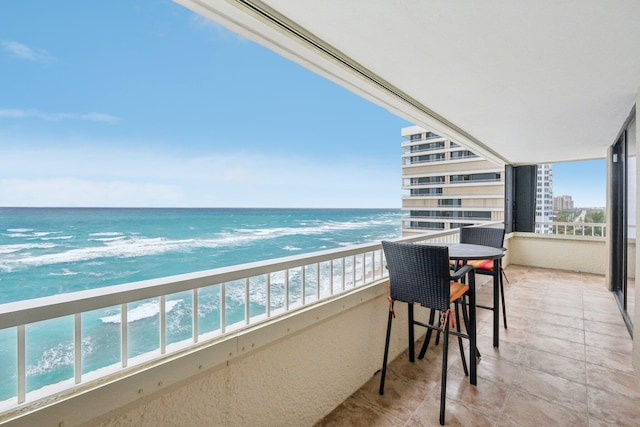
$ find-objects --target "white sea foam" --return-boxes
[40,235,73,241]
[86,272,107,277]
[282,245,301,251]
[48,268,78,277]
[0,242,57,254]
[26,337,93,376]
[4,230,66,240]
[1,236,205,268]
[100,299,182,324]
[89,236,127,242]
[1,215,397,271]
[4,233,33,238]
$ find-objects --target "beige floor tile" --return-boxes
[534,311,585,330]
[584,330,633,355]
[515,347,587,384]
[585,345,635,374]
[510,366,588,413]
[583,318,631,337]
[583,309,627,325]
[523,332,586,361]
[314,396,403,427]
[587,387,640,426]
[500,389,588,427]
[530,320,585,344]
[406,394,499,427]
[586,363,640,399]
[446,371,510,417]
[356,371,429,422]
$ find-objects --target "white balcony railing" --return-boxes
[535,221,607,237]
[0,228,466,415]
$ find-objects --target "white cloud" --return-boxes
[0,145,400,208]
[0,178,186,208]
[0,109,120,124]
[188,15,247,43]
[1,41,54,63]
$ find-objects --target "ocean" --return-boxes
[0,207,402,401]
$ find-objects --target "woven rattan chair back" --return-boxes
[459,226,505,249]
[459,226,508,330]
[382,241,451,311]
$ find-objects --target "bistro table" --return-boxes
[446,243,505,348]
[420,242,506,385]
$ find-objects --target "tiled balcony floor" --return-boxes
[316,265,639,426]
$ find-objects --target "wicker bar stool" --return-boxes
[379,241,475,425]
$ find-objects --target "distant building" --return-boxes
[400,126,504,236]
[553,195,574,211]
[535,164,554,233]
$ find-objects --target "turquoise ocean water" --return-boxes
[0,207,402,401]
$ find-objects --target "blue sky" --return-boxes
[553,160,606,208]
[0,1,606,208]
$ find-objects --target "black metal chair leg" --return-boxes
[435,310,441,346]
[455,302,468,376]
[408,304,415,362]
[379,306,394,395]
[500,271,508,329]
[418,309,436,359]
[461,296,481,360]
[439,322,449,425]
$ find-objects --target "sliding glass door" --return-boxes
[611,112,636,335]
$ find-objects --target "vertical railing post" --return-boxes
[121,304,128,368]
[351,255,356,289]
[372,250,377,280]
[285,269,290,311]
[315,263,320,300]
[245,278,250,325]
[75,313,82,384]
[329,260,334,295]
[220,283,226,333]
[302,265,307,305]
[160,296,166,354]
[266,274,271,318]
[193,289,199,343]
[17,325,26,404]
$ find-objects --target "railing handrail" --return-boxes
[534,220,607,237]
[0,228,463,331]
[0,242,372,329]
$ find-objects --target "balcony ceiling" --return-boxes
[177,0,640,165]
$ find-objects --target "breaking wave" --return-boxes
[100,299,183,324]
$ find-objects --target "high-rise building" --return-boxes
[400,126,505,236]
[553,195,574,211]
[535,164,554,233]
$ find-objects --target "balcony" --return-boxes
[2,226,635,426]
[2,1,638,425]
[318,264,636,426]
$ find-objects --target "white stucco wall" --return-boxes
[90,285,407,427]
[506,233,608,275]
